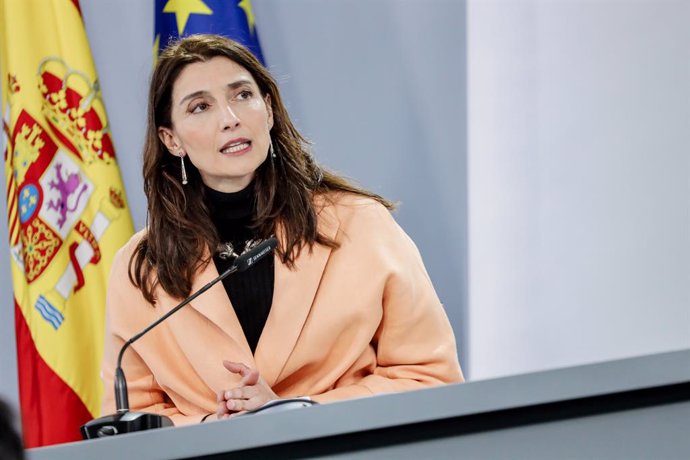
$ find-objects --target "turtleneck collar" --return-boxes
[204,183,256,242]
[204,183,255,218]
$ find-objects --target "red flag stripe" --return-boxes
[7,183,16,216]
[5,172,12,203]
[9,218,19,246]
[15,300,93,447]
[71,0,82,17]
[7,177,19,244]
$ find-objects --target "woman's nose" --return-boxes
[221,105,240,130]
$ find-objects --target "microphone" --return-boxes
[81,237,278,439]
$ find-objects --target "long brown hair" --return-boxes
[131,34,393,303]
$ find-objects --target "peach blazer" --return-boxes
[101,193,463,425]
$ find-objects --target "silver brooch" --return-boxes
[216,238,264,261]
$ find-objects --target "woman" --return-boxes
[101,34,463,424]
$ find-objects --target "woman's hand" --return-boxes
[216,361,279,418]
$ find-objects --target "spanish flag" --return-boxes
[0,0,134,447]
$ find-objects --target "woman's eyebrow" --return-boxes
[226,78,253,90]
[179,90,208,106]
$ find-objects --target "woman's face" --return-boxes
[159,56,273,193]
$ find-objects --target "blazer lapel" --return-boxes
[255,200,340,386]
[189,261,254,356]
[155,257,255,388]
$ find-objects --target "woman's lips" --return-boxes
[220,139,252,155]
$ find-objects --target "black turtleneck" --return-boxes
[204,184,274,354]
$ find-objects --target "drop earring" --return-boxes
[269,139,276,159]
[180,153,188,185]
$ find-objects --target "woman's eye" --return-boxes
[237,90,253,101]
[190,102,209,113]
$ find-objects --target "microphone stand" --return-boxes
[81,238,277,439]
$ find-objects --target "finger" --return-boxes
[240,368,260,386]
[222,361,262,387]
[225,398,245,412]
[224,385,260,401]
[222,361,251,377]
[217,401,227,416]
[224,387,247,401]
[229,410,247,418]
[230,394,268,413]
[226,396,262,412]
[216,390,225,403]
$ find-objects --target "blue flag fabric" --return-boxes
[154,0,265,64]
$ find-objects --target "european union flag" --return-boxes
[154,0,265,64]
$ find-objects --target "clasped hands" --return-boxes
[214,360,278,420]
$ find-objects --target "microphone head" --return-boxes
[235,237,278,272]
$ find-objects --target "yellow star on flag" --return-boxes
[238,0,257,33]
[163,0,213,35]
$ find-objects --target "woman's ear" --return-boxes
[158,126,181,155]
